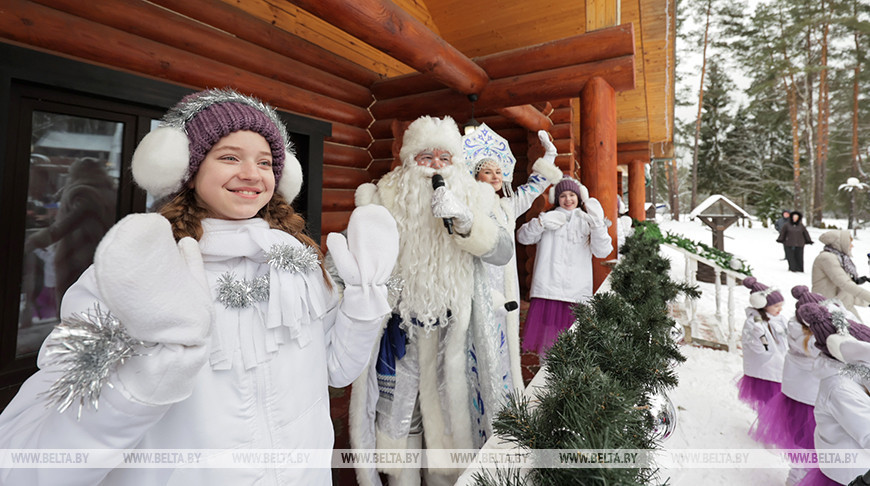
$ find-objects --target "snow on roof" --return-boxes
[689,194,751,220]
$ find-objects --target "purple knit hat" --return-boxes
[555,178,582,199]
[131,88,303,202]
[791,285,826,313]
[797,303,870,357]
[742,276,784,309]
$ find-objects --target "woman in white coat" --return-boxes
[516,177,612,355]
[0,89,398,486]
[462,126,563,394]
[795,303,870,485]
[738,277,788,412]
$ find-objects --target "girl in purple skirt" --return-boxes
[516,177,612,355]
[738,277,788,411]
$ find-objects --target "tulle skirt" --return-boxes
[751,392,816,449]
[521,298,576,355]
[737,375,781,411]
[796,468,841,486]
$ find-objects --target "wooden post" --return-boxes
[580,77,618,291]
[628,159,646,221]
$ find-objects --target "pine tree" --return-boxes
[475,224,698,486]
[696,58,736,198]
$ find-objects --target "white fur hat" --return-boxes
[398,116,463,167]
[131,88,303,203]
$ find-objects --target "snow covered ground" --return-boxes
[656,215,870,485]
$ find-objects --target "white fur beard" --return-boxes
[388,164,475,331]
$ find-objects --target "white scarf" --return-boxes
[198,218,334,370]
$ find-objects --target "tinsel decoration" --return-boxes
[841,363,870,386]
[216,272,270,308]
[265,244,320,273]
[832,310,850,335]
[386,274,404,302]
[40,304,143,419]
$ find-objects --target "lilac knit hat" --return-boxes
[548,177,590,205]
[742,276,784,309]
[797,303,870,357]
[131,88,303,202]
[791,285,826,313]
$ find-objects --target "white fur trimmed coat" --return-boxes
[0,217,386,486]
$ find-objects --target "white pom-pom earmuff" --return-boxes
[749,292,769,309]
[131,126,190,199]
[277,149,303,203]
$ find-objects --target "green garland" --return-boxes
[633,221,753,276]
[474,222,699,486]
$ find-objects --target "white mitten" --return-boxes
[583,198,609,227]
[431,185,473,234]
[327,205,399,320]
[94,214,213,405]
[540,211,568,231]
[538,130,557,164]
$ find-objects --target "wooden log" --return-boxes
[368,159,395,179]
[476,24,634,79]
[323,142,371,169]
[368,139,394,161]
[30,0,373,107]
[327,122,372,148]
[628,159,646,222]
[550,107,573,124]
[495,128,527,142]
[371,56,635,120]
[148,0,380,87]
[617,150,650,166]
[322,188,356,212]
[371,24,634,101]
[494,106,553,132]
[323,165,372,189]
[550,123,572,140]
[321,211,352,235]
[618,141,650,152]
[580,77,618,290]
[0,0,373,127]
[289,0,488,94]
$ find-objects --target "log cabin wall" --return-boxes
[0,0,391,248]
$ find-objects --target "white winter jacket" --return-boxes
[781,318,821,405]
[516,206,612,304]
[740,308,788,382]
[0,218,385,486]
[813,357,870,484]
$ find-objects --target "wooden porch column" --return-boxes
[580,77,618,291]
[628,159,646,221]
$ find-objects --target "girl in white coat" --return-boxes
[0,89,398,486]
[794,303,870,486]
[516,177,612,355]
[737,277,788,412]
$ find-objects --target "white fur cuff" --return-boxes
[355,183,380,207]
[531,157,564,184]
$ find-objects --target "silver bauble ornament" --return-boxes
[649,392,677,441]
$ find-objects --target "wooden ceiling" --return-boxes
[221,0,674,149]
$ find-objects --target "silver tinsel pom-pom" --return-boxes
[40,304,143,419]
[265,244,320,273]
[832,310,850,335]
[216,272,270,309]
[841,363,870,386]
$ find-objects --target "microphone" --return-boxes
[504,301,519,312]
[760,335,769,351]
[432,174,454,234]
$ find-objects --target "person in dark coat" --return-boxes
[777,210,813,272]
[774,210,791,260]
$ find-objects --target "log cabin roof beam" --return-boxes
[371,56,635,120]
[288,0,489,94]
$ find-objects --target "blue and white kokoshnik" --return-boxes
[461,123,517,184]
